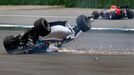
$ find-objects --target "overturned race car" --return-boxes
[92,5,134,19]
[3,15,92,54]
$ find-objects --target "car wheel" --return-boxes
[127,10,134,19]
[34,18,51,36]
[3,35,19,54]
[76,15,91,32]
[92,11,99,19]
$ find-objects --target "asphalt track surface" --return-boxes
[0,6,134,75]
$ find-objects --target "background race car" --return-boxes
[92,5,134,19]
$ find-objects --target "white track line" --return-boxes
[0,24,134,31]
[0,14,76,19]
[91,28,134,31]
[0,24,33,28]
[58,49,134,55]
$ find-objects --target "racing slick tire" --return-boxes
[92,11,99,19]
[34,18,51,36]
[127,10,134,19]
[76,15,91,32]
[3,35,19,54]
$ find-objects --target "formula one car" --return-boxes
[3,15,92,54]
[92,5,134,19]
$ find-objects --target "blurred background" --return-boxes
[0,0,133,8]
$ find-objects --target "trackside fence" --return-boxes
[0,0,134,8]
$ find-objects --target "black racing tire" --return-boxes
[3,35,19,54]
[127,10,134,19]
[92,11,99,19]
[34,18,51,36]
[76,15,91,32]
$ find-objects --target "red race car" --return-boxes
[92,5,134,19]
